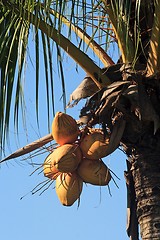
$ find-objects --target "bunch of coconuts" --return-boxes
[43,112,111,206]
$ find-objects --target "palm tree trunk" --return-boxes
[130,151,160,239]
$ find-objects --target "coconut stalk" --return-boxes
[0,134,53,163]
[146,0,160,76]
[102,0,135,64]
[41,4,114,67]
[4,1,111,89]
[0,116,80,163]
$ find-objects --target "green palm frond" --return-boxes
[102,0,155,66]
[147,0,160,76]
[0,3,30,146]
[0,0,113,150]
[41,3,114,67]
[102,0,135,63]
[0,0,156,154]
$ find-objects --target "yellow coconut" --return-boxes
[52,112,79,145]
[80,129,110,159]
[43,153,60,180]
[47,144,82,173]
[77,158,111,186]
[56,172,83,206]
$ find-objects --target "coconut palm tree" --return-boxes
[1,0,160,239]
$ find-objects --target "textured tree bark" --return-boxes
[125,160,139,240]
[130,152,160,239]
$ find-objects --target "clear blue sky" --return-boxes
[0,35,131,240]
